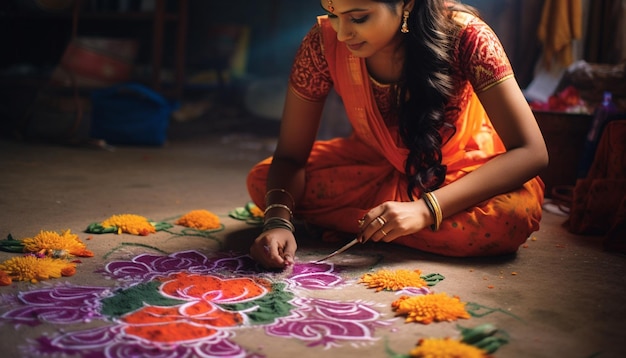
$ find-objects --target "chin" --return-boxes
[346,48,373,58]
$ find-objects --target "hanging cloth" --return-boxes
[537,0,583,68]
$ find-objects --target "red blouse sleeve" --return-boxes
[456,17,514,93]
[288,24,333,102]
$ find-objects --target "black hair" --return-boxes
[373,0,476,199]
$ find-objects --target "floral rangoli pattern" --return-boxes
[1,250,400,357]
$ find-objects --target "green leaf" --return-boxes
[0,234,25,253]
[421,273,445,286]
[459,323,498,344]
[151,221,174,231]
[457,323,510,354]
[85,222,116,234]
[230,202,263,225]
[229,206,252,220]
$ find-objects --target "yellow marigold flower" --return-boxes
[410,338,487,358]
[175,210,221,230]
[360,269,427,291]
[22,229,94,257]
[249,204,264,218]
[0,256,76,284]
[392,293,470,324]
[101,214,156,236]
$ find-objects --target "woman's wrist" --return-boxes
[422,191,442,231]
[265,188,295,208]
[263,216,295,233]
[263,188,296,233]
[264,203,293,219]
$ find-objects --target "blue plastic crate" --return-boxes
[90,83,178,146]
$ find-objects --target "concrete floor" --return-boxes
[0,117,625,358]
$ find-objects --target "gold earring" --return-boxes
[328,0,335,13]
[401,10,409,33]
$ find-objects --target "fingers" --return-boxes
[273,236,296,266]
[359,214,394,243]
[282,242,296,266]
[250,230,297,269]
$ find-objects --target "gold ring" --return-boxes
[381,229,387,236]
[376,216,386,226]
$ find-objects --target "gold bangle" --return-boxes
[428,192,442,231]
[423,192,442,231]
[430,192,442,231]
[264,203,293,218]
[264,188,295,208]
[263,216,295,233]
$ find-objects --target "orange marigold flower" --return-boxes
[101,214,156,236]
[22,229,94,257]
[410,338,488,358]
[392,293,470,324]
[248,204,264,218]
[0,256,77,284]
[360,269,427,291]
[175,210,221,230]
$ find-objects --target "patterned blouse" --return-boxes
[288,13,514,124]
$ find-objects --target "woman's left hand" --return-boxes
[358,200,433,243]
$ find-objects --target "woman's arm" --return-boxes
[359,77,548,243]
[268,87,326,198]
[433,78,548,218]
[249,86,326,268]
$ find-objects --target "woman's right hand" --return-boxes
[249,228,297,269]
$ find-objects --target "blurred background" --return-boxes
[0,0,624,147]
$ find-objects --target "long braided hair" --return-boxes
[373,0,476,199]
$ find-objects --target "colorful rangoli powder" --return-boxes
[0,251,393,355]
[101,214,157,236]
[410,338,487,358]
[22,229,94,257]
[359,269,427,291]
[175,210,221,230]
[0,255,76,284]
[392,293,470,324]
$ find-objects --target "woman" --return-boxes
[247,0,548,268]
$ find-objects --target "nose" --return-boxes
[336,21,354,42]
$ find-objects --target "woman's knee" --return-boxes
[246,161,270,207]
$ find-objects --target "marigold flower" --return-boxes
[410,338,488,358]
[360,269,427,291]
[175,210,221,231]
[22,229,94,257]
[0,256,77,283]
[248,204,264,219]
[392,293,470,324]
[101,214,156,236]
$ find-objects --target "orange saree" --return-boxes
[247,16,544,257]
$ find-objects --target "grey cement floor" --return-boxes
[0,122,625,357]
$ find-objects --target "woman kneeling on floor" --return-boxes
[247,0,548,268]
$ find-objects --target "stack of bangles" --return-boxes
[422,191,442,231]
[263,188,296,233]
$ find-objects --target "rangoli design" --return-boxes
[1,250,396,357]
[0,207,511,357]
